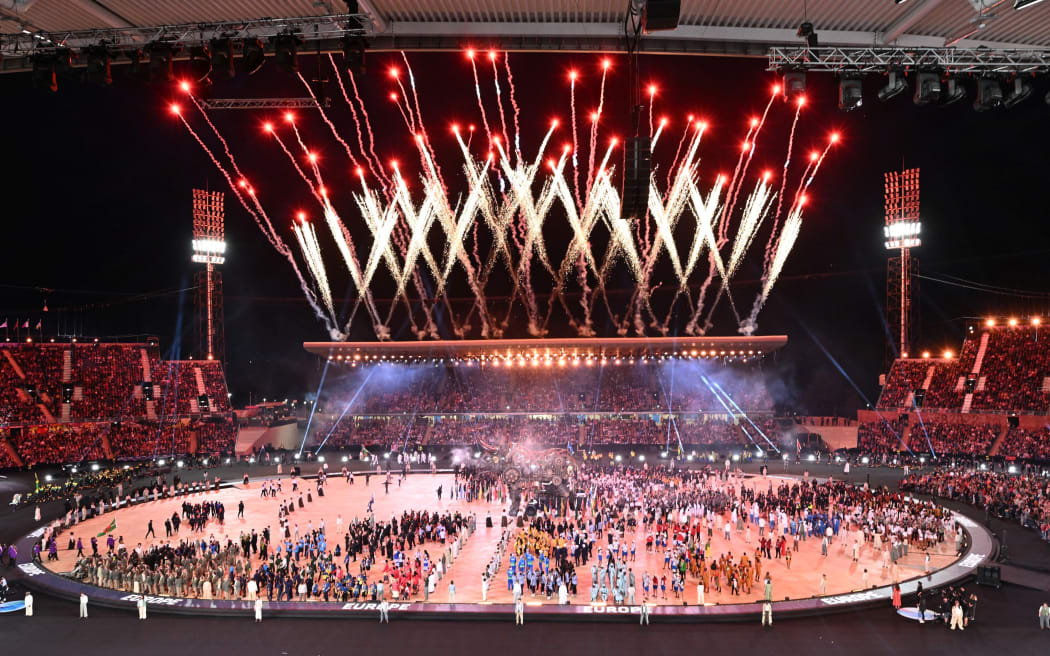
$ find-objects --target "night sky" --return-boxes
[2,51,1048,414]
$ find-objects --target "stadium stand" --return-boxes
[0,341,235,468]
[997,425,1050,461]
[878,324,1050,415]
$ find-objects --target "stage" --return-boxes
[9,470,994,622]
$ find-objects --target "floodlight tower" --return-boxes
[192,189,226,364]
[883,168,921,363]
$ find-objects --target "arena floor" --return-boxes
[44,471,957,607]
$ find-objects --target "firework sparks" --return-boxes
[170,57,836,341]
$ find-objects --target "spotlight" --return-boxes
[241,38,266,75]
[912,71,941,106]
[1015,0,1047,8]
[837,76,863,111]
[341,34,367,75]
[271,33,303,73]
[781,70,805,100]
[1003,77,1033,108]
[877,70,907,101]
[942,77,967,106]
[796,21,818,48]
[147,42,179,82]
[83,46,112,86]
[210,38,234,78]
[188,45,212,83]
[31,53,58,92]
[973,77,1003,111]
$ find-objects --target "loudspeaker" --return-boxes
[621,136,651,220]
[643,0,681,32]
[976,565,1000,588]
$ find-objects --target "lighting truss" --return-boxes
[201,97,332,110]
[768,46,1050,74]
[0,14,369,58]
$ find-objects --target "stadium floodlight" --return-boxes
[1003,77,1033,108]
[913,71,941,106]
[272,33,303,73]
[942,77,966,106]
[342,34,367,75]
[147,42,178,82]
[241,38,266,75]
[210,38,234,78]
[83,46,112,86]
[973,77,1003,111]
[837,76,863,111]
[188,45,212,83]
[877,70,907,101]
[31,53,58,92]
[781,70,805,100]
[883,219,921,249]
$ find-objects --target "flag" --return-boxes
[0,319,6,329]
[796,438,801,456]
[35,320,41,330]
[97,519,117,537]
[21,320,29,329]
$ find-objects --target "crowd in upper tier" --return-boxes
[318,362,773,415]
[877,324,1050,415]
[307,414,780,450]
[0,343,232,426]
[0,342,236,468]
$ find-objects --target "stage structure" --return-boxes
[883,168,920,362]
[303,335,787,364]
[192,189,226,364]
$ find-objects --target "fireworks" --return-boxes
[171,54,838,340]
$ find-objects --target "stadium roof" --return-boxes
[303,335,787,361]
[2,0,1049,68]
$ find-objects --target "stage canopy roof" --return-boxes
[303,335,787,362]
[3,0,1050,71]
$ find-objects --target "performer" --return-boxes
[25,591,33,617]
[137,595,147,620]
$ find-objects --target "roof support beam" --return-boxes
[66,0,134,29]
[357,0,387,33]
[880,0,946,45]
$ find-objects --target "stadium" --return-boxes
[1,2,1049,655]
